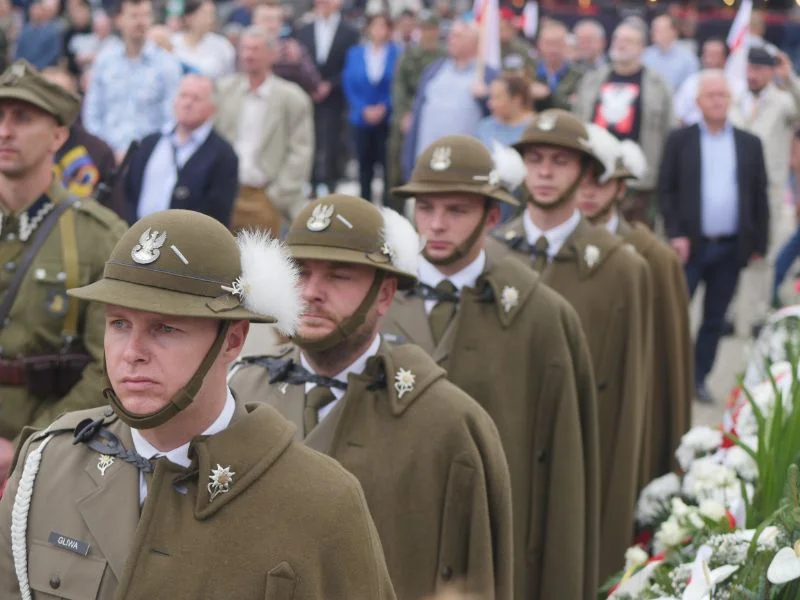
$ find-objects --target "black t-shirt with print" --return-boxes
[592,69,644,141]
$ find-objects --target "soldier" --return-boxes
[499,8,536,78]
[576,131,693,481]
[494,108,651,581]
[386,11,444,203]
[385,134,600,600]
[0,209,397,599]
[229,195,513,600]
[0,60,127,475]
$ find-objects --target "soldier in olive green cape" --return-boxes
[576,132,693,482]
[229,194,513,600]
[0,210,396,599]
[386,134,600,600]
[0,60,127,444]
[494,109,652,583]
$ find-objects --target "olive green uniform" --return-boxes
[0,179,126,440]
[532,60,586,112]
[494,216,651,581]
[230,341,513,600]
[382,250,600,600]
[501,36,537,78]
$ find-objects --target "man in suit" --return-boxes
[126,73,238,226]
[573,18,673,228]
[216,26,314,234]
[659,70,769,404]
[296,0,359,195]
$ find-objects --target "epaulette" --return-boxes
[72,197,127,231]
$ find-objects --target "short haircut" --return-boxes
[653,14,679,33]
[703,36,730,59]
[696,68,729,98]
[183,0,210,17]
[617,16,647,45]
[496,71,532,106]
[366,11,392,29]
[573,19,605,40]
[112,0,150,18]
[240,24,278,49]
[539,17,568,38]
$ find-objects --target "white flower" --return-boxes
[723,444,759,481]
[737,526,781,550]
[682,457,743,504]
[698,499,727,522]
[636,473,681,525]
[609,560,664,598]
[675,426,724,471]
[768,541,800,584]
[682,562,739,600]
[624,545,649,571]
[655,516,689,552]
[688,511,706,531]
[671,497,691,517]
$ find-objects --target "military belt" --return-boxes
[0,351,91,398]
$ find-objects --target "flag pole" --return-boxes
[475,0,486,84]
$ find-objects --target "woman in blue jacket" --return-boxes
[342,12,399,203]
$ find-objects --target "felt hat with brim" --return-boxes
[0,60,80,126]
[513,109,596,158]
[286,194,420,290]
[69,210,302,333]
[393,134,521,206]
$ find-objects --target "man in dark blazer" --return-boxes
[295,0,359,195]
[125,73,238,226]
[659,70,769,404]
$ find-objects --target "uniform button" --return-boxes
[103,407,113,417]
[4,262,14,272]
[49,575,60,589]
[440,566,453,581]
[6,233,15,241]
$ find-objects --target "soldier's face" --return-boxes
[104,306,246,416]
[0,100,67,178]
[296,260,396,341]
[576,170,621,222]
[414,194,499,262]
[522,146,583,206]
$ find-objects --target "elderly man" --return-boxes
[0,60,127,477]
[573,18,673,228]
[0,209,397,598]
[573,19,607,71]
[230,195,513,600]
[642,14,699,92]
[402,20,494,180]
[216,26,313,234]
[126,74,238,226]
[530,19,586,112]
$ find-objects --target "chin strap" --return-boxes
[293,271,386,353]
[104,321,232,430]
[527,162,590,212]
[423,203,490,267]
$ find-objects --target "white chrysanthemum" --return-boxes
[235,230,302,335]
[722,443,759,482]
[636,473,681,525]
[675,426,724,471]
[654,516,688,553]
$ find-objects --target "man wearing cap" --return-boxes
[384,134,600,600]
[0,209,397,598]
[576,131,693,482]
[229,194,513,600]
[0,60,127,478]
[494,108,651,581]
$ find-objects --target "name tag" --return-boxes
[48,531,90,556]
[382,333,405,345]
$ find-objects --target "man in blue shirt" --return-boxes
[15,0,62,70]
[642,15,699,92]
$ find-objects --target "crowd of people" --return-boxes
[0,0,797,598]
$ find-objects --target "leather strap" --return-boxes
[0,196,78,329]
[58,206,80,341]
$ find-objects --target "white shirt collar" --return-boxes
[131,388,236,468]
[300,334,381,400]
[523,209,581,258]
[316,11,341,28]
[417,250,486,292]
[605,213,620,235]
[162,119,214,145]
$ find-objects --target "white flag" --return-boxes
[473,0,501,71]
[724,0,752,100]
[522,1,539,40]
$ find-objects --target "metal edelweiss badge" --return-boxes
[537,113,558,131]
[208,464,235,502]
[381,242,397,264]
[97,454,114,476]
[394,368,415,399]
[429,147,452,171]
[500,286,519,313]
[131,228,167,265]
[306,204,334,232]
[584,245,600,269]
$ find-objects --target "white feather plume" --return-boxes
[582,123,621,183]
[490,140,527,191]
[618,140,648,181]
[235,230,303,335]
[380,207,422,276]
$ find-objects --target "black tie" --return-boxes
[428,280,458,345]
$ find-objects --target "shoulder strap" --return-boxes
[0,197,77,327]
[58,204,80,342]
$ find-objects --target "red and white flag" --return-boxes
[522,1,539,40]
[473,0,501,71]
[725,0,753,99]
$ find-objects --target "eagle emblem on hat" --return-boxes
[306,204,334,232]
[131,228,167,265]
[0,62,25,86]
[429,146,452,171]
[537,113,558,131]
[584,244,600,269]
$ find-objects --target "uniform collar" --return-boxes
[522,208,581,258]
[417,250,486,292]
[299,334,381,399]
[0,178,67,242]
[130,389,236,467]
[605,213,620,235]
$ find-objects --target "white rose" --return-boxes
[654,517,688,551]
[699,499,727,522]
[624,545,649,571]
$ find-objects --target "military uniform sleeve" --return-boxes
[29,214,127,430]
[391,52,415,120]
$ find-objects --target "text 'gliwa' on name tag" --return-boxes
[48,531,90,556]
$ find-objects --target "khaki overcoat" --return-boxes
[0,402,396,599]
[381,252,600,600]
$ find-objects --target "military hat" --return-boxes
[286,194,420,290]
[69,210,301,332]
[513,109,596,157]
[0,60,80,126]
[393,135,524,206]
